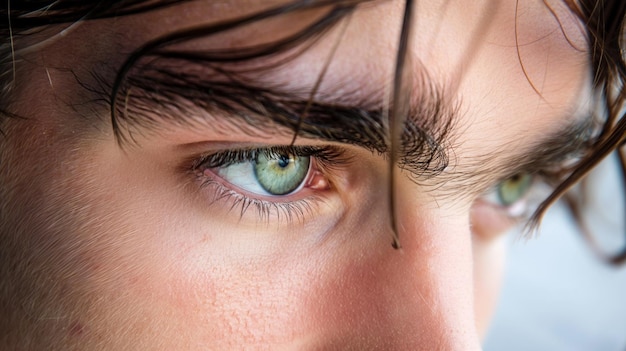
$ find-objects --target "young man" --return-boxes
[1,0,624,349]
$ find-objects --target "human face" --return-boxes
[0,0,590,349]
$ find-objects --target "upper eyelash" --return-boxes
[191,145,352,171]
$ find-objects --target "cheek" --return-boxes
[51,181,473,349]
[0,124,203,348]
[472,233,507,339]
[471,201,518,241]
[1,124,484,349]
[469,202,512,337]
[0,125,144,347]
[2,139,326,348]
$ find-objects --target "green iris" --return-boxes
[497,173,533,206]
[254,151,311,195]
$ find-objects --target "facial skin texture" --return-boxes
[0,0,590,350]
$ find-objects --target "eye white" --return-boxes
[215,161,271,195]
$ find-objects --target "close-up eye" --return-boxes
[193,145,346,200]
[6,0,626,350]
[496,173,534,207]
[189,145,350,223]
[471,173,539,240]
[484,173,535,218]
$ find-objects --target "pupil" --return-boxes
[278,155,290,168]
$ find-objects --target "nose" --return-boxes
[371,174,483,350]
[307,178,484,350]
[383,190,484,350]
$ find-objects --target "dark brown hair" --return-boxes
[530,0,626,264]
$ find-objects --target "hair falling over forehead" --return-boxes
[1,0,626,262]
[388,0,415,249]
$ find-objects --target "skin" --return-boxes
[0,0,590,349]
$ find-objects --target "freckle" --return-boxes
[68,321,85,337]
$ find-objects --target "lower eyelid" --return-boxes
[195,172,336,225]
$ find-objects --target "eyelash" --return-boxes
[191,145,350,223]
[192,145,348,170]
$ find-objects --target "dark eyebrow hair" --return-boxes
[438,112,595,199]
[502,115,593,178]
[517,116,594,176]
[111,59,455,179]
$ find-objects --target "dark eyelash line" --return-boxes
[191,145,352,171]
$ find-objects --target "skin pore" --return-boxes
[0,0,591,350]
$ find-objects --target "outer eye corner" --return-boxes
[496,173,534,207]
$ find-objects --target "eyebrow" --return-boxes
[449,115,594,193]
[505,114,593,179]
[113,61,456,178]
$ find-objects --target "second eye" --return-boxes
[215,151,311,196]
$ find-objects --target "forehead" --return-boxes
[50,2,588,94]
[44,0,588,81]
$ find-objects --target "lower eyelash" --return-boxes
[198,177,320,224]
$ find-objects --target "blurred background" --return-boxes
[484,155,626,351]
